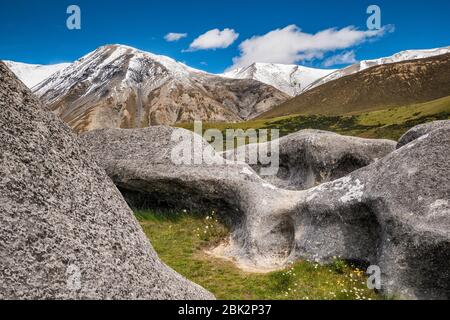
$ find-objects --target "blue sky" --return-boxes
[1,0,449,73]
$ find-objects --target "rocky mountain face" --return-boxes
[0,61,213,299]
[33,45,288,133]
[259,53,450,119]
[3,60,70,88]
[305,46,450,91]
[222,63,335,96]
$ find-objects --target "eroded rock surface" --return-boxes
[82,124,449,299]
[223,130,396,190]
[0,62,213,300]
[82,126,300,270]
[294,126,450,299]
[397,120,450,148]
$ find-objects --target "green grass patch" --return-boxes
[136,209,381,300]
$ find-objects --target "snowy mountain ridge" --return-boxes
[2,60,71,88]
[222,63,336,96]
[31,44,289,132]
[34,44,209,104]
[5,45,450,97]
[305,46,450,91]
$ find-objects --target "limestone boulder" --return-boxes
[0,62,213,300]
[294,127,450,299]
[81,126,300,269]
[397,120,450,148]
[223,130,395,190]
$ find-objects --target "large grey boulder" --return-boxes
[81,126,300,270]
[223,130,395,190]
[293,126,450,299]
[397,120,450,148]
[0,62,213,300]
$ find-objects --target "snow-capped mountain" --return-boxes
[34,45,288,132]
[305,46,450,91]
[222,63,336,96]
[3,60,71,89]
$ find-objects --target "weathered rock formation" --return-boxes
[0,62,213,300]
[294,126,450,299]
[397,120,450,148]
[81,126,300,269]
[223,130,396,190]
[83,124,450,299]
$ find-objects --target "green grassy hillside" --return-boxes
[177,95,450,143]
[257,53,450,120]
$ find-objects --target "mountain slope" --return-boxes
[258,53,450,119]
[3,60,70,88]
[34,45,289,133]
[222,63,335,96]
[305,46,450,91]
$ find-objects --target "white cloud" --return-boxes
[188,28,239,51]
[323,50,357,67]
[165,32,188,42]
[228,25,390,70]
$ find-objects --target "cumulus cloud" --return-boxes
[228,25,390,70]
[323,50,357,67]
[188,28,239,51]
[165,32,188,42]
